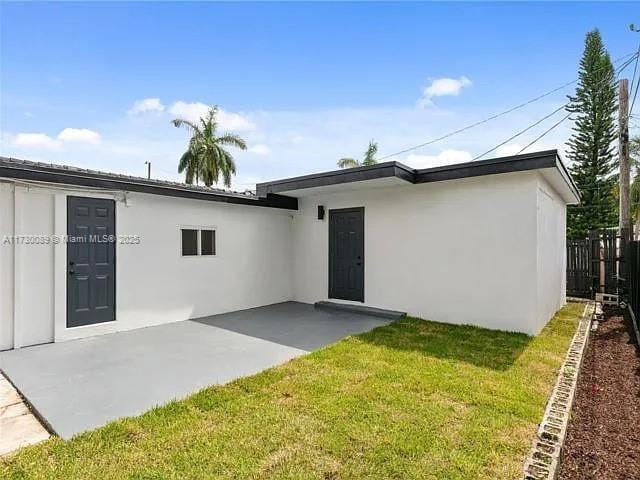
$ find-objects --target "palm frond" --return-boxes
[217,133,247,150]
[207,106,219,131]
[178,150,198,184]
[337,157,360,169]
[220,151,236,188]
[171,118,200,135]
[178,150,192,174]
[362,140,378,166]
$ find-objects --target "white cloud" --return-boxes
[57,128,101,144]
[169,101,255,132]
[229,174,266,192]
[127,98,165,115]
[169,101,210,124]
[217,109,255,132]
[13,133,61,149]
[402,149,473,169]
[248,144,270,155]
[419,76,472,108]
[495,144,524,157]
[9,128,101,149]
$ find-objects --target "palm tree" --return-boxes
[337,140,379,169]
[172,106,247,188]
[362,140,378,166]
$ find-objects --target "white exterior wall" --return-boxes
[0,183,293,349]
[0,183,15,350]
[0,168,570,349]
[535,174,567,333]
[0,184,56,349]
[291,172,545,334]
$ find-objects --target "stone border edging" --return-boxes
[522,302,594,480]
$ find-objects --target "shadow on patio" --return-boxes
[192,302,391,351]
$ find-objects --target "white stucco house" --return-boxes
[0,149,579,351]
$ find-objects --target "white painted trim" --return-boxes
[54,191,120,342]
[179,224,218,258]
[12,186,23,349]
[53,193,66,342]
[2,184,16,350]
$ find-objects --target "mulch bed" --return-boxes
[558,306,640,480]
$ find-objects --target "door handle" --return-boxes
[69,270,75,275]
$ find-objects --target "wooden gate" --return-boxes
[566,239,591,298]
[566,228,626,299]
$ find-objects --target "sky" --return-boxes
[1,2,638,191]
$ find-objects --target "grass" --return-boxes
[1,303,583,480]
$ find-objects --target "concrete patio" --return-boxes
[0,302,390,440]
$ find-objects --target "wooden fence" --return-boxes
[566,229,626,299]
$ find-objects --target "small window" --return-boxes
[201,230,216,256]
[181,229,198,256]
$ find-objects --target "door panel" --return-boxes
[67,196,116,327]
[329,207,364,302]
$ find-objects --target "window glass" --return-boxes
[201,230,216,256]
[181,229,198,256]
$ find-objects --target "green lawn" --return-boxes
[1,303,583,480]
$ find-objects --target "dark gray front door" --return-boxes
[67,196,116,327]
[329,207,364,302]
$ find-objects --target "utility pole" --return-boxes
[619,78,630,240]
[144,161,151,180]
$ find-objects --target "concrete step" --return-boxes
[314,301,406,320]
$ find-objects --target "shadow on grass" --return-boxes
[356,317,532,371]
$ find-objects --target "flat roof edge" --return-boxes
[0,158,298,210]
[257,149,579,201]
[256,161,415,197]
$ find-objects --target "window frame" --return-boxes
[180,228,199,257]
[180,225,217,258]
[200,229,216,256]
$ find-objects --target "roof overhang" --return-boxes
[257,149,580,204]
[256,161,415,197]
[0,156,298,210]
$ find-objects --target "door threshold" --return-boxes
[314,301,406,320]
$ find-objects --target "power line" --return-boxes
[630,42,640,115]
[376,51,638,162]
[473,104,567,160]
[516,112,573,155]
[631,71,640,116]
[629,44,639,107]
[474,53,639,160]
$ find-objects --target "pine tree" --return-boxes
[566,29,618,239]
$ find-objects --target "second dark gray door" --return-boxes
[329,207,364,302]
[67,196,116,327]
